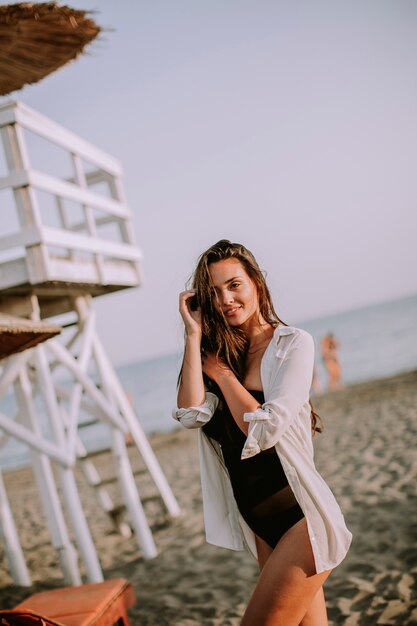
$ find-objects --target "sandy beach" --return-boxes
[0,369,416,625]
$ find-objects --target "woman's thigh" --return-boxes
[241,518,331,626]
[300,586,328,626]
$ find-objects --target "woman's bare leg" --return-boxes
[300,587,328,626]
[254,533,328,626]
[241,518,331,626]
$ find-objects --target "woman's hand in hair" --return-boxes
[202,351,234,384]
[179,290,202,337]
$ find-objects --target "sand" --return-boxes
[0,369,416,625]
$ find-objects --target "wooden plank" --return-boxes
[41,227,142,260]
[0,170,27,190]
[0,258,140,292]
[0,101,123,175]
[0,101,18,127]
[0,226,41,251]
[33,170,131,219]
[71,215,116,232]
[0,411,72,467]
[0,122,51,284]
[0,470,31,585]
[66,169,113,187]
[71,153,106,286]
[47,257,140,286]
[99,260,141,286]
[0,258,28,291]
[46,257,99,282]
[1,169,131,220]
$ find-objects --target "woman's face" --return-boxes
[208,259,259,329]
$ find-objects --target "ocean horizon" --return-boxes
[117,291,417,431]
[1,291,416,470]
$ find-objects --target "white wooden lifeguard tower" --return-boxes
[0,99,180,586]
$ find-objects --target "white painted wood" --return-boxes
[41,227,142,261]
[45,340,128,433]
[0,169,130,220]
[47,257,140,286]
[70,215,112,232]
[44,258,99,283]
[30,170,131,219]
[0,169,28,190]
[24,364,128,538]
[0,292,181,575]
[55,195,75,261]
[92,335,181,519]
[0,125,29,171]
[0,352,32,400]
[59,402,132,539]
[0,252,139,293]
[0,101,123,175]
[91,336,157,559]
[112,428,157,558]
[72,153,106,284]
[0,254,140,291]
[66,169,108,187]
[0,125,51,285]
[0,469,31,586]
[33,344,103,582]
[14,369,81,585]
[66,304,96,459]
[0,103,20,129]
[0,411,72,467]
[0,227,42,251]
[0,99,178,575]
[96,260,141,286]
[107,176,137,246]
[55,384,107,421]
[0,258,28,290]
[88,320,158,559]
[0,101,142,294]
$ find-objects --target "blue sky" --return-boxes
[1,0,416,364]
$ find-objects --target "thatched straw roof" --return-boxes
[0,2,101,96]
[0,313,61,359]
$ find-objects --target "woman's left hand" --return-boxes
[202,351,233,383]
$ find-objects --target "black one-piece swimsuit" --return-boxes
[203,390,305,549]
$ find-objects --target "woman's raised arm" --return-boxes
[177,290,206,408]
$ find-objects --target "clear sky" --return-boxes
[2,0,417,365]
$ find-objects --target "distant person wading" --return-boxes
[173,240,352,626]
[321,332,342,391]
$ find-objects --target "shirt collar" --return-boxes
[273,325,296,342]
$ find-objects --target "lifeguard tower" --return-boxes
[0,8,180,586]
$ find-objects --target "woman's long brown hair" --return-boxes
[179,239,322,434]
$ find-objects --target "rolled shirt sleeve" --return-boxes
[242,330,314,458]
[173,391,219,429]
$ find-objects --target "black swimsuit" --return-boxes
[203,390,304,549]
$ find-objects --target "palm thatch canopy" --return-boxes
[0,2,100,96]
[0,313,61,359]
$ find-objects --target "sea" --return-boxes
[0,292,416,471]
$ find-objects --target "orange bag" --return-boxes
[0,609,64,626]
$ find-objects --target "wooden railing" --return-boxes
[0,100,142,297]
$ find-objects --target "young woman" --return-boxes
[173,240,351,626]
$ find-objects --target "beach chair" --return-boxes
[0,578,135,626]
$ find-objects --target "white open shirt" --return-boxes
[173,325,352,574]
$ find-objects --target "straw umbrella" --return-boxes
[0,313,61,358]
[0,1,101,96]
